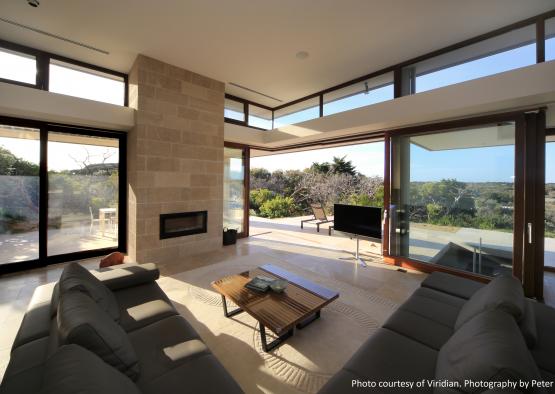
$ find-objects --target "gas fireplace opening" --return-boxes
[160,211,207,239]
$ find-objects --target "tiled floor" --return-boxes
[0,216,554,383]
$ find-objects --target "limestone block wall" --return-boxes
[127,55,224,263]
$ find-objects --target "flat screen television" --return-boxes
[333,204,382,239]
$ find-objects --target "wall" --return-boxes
[127,55,224,263]
[0,82,134,131]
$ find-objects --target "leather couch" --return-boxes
[0,262,243,394]
[320,272,555,394]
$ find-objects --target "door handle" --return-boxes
[527,223,532,244]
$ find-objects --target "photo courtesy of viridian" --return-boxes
[351,379,554,390]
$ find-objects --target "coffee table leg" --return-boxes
[260,324,293,352]
[221,295,244,318]
[296,310,321,329]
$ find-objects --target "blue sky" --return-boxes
[253,141,555,183]
[251,142,385,177]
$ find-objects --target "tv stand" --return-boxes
[354,236,367,267]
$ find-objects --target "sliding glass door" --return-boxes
[47,132,120,256]
[389,123,516,277]
[223,143,249,237]
[0,124,40,265]
[546,134,555,271]
[0,119,125,272]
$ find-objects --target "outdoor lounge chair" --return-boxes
[301,203,334,235]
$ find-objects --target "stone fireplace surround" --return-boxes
[127,55,224,264]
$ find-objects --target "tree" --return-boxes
[330,156,356,176]
[309,156,356,176]
[0,146,39,176]
[250,168,272,190]
[310,161,331,175]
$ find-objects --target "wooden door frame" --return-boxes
[224,141,250,238]
[545,127,555,274]
[383,110,545,287]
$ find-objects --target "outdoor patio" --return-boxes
[0,224,117,264]
[250,215,555,269]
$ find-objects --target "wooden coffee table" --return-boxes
[211,264,339,352]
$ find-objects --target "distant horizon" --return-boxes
[252,141,555,183]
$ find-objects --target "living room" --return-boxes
[1,1,555,393]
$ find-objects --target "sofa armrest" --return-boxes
[421,272,485,300]
[91,263,160,291]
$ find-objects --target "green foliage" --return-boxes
[259,196,296,218]
[349,185,384,208]
[310,161,331,174]
[0,146,39,176]
[249,188,274,211]
[331,156,356,175]
[310,156,356,176]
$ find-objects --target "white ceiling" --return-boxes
[1,0,554,107]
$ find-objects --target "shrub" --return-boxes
[259,196,296,218]
[250,188,275,211]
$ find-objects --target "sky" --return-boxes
[251,142,385,177]
[0,136,119,172]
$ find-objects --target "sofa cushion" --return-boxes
[399,287,465,329]
[113,282,177,332]
[59,262,120,321]
[93,263,160,291]
[436,310,540,393]
[421,272,485,300]
[383,309,453,350]
[128,315,205,385]
[337,328,437,393]
[454,275,524,330]
[140,353,244,394]
[11,282,56,350]
[519,299,537,348]
[57,290,140,380]
[40,345,141,394]
[531,301,555,375]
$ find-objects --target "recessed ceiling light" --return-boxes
[27,0,40,7]
[296,51,309,60]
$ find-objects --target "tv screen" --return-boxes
[334,204,382,239]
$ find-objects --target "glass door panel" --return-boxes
[390,123,516,277]
[47,132,119,256]
[224,147,246,235]
[0,125,40,265]
[546,136,555,269]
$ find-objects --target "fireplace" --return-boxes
[160,211,207,239]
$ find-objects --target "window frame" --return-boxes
[0,39,128,106]
[0,114,127,275]
[225,8,555,131]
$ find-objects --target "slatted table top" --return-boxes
[211,264,339,334]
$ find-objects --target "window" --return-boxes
[403,25,536,94]
[546,17,555,61]
[248,105,272,129]
[223,147,246,234]
[0,47,36,85]
[49,60,125,106]
[546,135,555,269]
[389,123,516,277]
[224,98,245,121]
[47,132,120,255]
[273,97,320,128]
[0,125,40,264]
[323,73,394,116]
